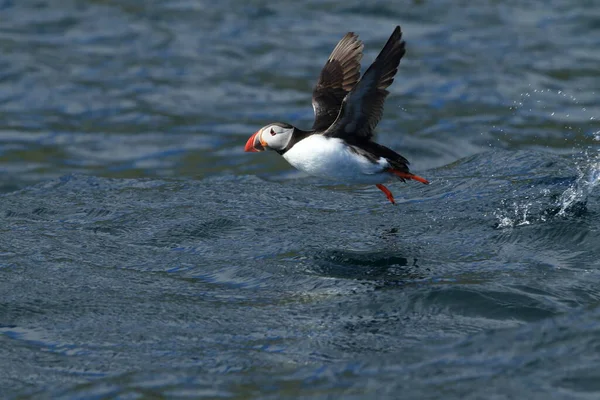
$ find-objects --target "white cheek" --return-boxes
[279,134,289,148]
[269,133,290,149]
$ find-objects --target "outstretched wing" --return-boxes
[324,26,405,140]
[311,32,364,132]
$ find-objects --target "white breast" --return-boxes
[282,135,390,184]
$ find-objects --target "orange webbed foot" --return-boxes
[376,184,396,205]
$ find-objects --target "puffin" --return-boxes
[244,26,429,204]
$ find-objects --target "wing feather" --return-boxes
[311,33,364,131]
[324,26,406,140]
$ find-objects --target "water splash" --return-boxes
[556,135,600,216]
[494,87,599,228]
[495,143,600,229]
[495,200,535,229]
[509,88,594,127]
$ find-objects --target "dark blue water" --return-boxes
[1,1,600,398]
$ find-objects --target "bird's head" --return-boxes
[245,122,294,152]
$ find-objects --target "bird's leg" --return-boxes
[388,169,430,185]
[376,184,396,205]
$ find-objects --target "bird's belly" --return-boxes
[282,136,390,184]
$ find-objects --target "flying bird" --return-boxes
[245,26,429,204]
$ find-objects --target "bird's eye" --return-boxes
[270,128,276,136]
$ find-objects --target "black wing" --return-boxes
[324,26,405,140]
[311,32,364,132]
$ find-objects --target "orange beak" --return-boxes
[244,131,267,152]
